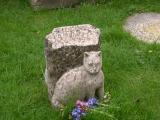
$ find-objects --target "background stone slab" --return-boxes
[29,0,81,10]
[124,13,160,43]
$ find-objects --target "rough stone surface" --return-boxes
[29,0,80,10]
[44,24,101,101]
[46,24,100,49]
[124,13,160,43]
[51,51,104,108]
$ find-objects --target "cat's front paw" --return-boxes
[51,97,64,109]
[52,100,60,108]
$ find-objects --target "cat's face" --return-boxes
[83,51,102,74]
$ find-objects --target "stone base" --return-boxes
[29,0,80,10]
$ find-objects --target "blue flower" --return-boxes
[87,98,99,108]
[72,110,78,118]
[71,107,85,120]
[76,107,82,114]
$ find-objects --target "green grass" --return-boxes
[0,0,160,119]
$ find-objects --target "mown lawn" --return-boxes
[0,0,160,120]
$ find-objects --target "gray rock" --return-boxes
[44,24,101,100]
[29,0,80,10]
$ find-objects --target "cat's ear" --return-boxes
[84,52,89,57]
[97,51,101,56]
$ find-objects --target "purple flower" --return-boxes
[71,107,85,120]
[71,111,80,120]
[76,100,88,112]
[71,110,78,118]
[87,98,99,108]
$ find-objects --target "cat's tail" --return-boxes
[45,68,57,101]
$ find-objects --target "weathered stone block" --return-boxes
[29,0,80,10]
[44,24,101,100]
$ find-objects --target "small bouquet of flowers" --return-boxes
[70,92,118,120]
[71,98,99,120]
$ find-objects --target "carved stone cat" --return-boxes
[51,51,104,108]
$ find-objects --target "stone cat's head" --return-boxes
[83,51,102,74]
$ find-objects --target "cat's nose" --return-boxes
[89,62,94,66]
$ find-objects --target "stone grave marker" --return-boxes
[44,24,104,107]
